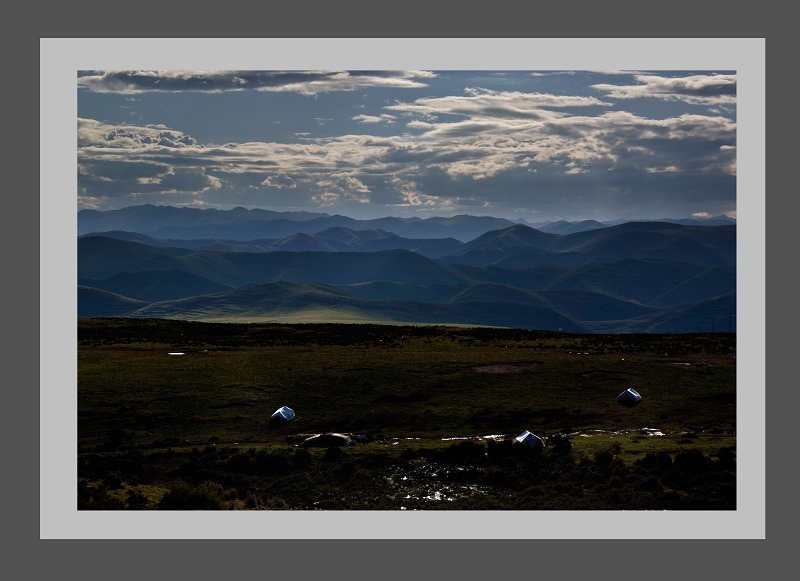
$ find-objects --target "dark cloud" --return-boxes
[78,159,165,181]
[159,167,221,193]
[77,70,435,95]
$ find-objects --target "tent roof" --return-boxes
[270,406,295,421]
[514,430,544,447]
[617,388,642,406]
[299,433,352,447]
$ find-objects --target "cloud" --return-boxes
[386,177,444,209]
[311,192,341,207]
[591,73,736,105]
[78,118,198,148]
[529,71,577,77]
[261,172,297,189]
[384,91,736,180]
[314,175,371,202]
[352,114,397,124]
[387,88,610,121]
[158,167,221,193]
[77,70,436,95]
[78,97,736,213]
[76,69,736,219]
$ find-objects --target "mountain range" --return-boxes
[77,204,737,333]
[78,204,736,242]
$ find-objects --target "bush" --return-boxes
[158,481,225,510]
[77,478,126,510]
[125,489,150,509]
[716,448,736,471]
[445,440,486,460]
[673,449,707,474]
[322,447,343,462]
[226,452,255,475]
[638,451,673,472]
[546,433,572,455]
[593,441,621,466]
[292,448,313,469]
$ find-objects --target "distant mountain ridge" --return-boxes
[77,205,736,333]
[79,203,734,242]
[78,204,518,242]
[81,220,735,268]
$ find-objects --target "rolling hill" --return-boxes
[78,269,236,302]
[76,207,737,333]
[104,281,589,332]
[78,237,472,288]
[78,286,150,318]
[78,204,517,242]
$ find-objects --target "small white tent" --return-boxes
[617,388,642,407]
[513,430,544,449]
[270,406,295,421]
[299,433,352,448]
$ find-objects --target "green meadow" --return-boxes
[78,318,736,510]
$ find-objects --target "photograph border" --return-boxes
[42,38,765,539]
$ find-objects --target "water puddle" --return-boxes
[571,428,665,438]
[385,463,489,506]
[441,434,512,441]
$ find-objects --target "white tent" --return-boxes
[270,406,295,421]
[617,388,642,407]
[513,430,544,449]
[299,433,352,448]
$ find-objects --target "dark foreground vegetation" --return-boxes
[77,318,736,510]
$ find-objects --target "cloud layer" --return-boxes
[77,70,736,221]
[77,70,437,95]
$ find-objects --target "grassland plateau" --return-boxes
[77,318,736,510]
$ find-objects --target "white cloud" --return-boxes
[311,192,341,206]
[387,88,609,121]
[591,73,736,105]
[387,177,443,209]
[78,93,737,210]
[352,114,397,124]
[78,118,198,148]
[261,172,297,189]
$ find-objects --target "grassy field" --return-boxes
[77,318,736,510]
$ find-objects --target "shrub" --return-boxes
[673,449,707,474]
[716,448,736,471]
[400,448,418,461]
[125,489,150,509]
[226,452,255,475]
[638,451,673,472]
[593,441,621,466]
[546,433,572,455]
[323,447,343,462]
[158,481,225,510]
[103,471,124,490]
[77,478,126,510]
[292,448,313,469]
[445,440,486,460]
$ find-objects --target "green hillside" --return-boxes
[79,268,236,302]
[78,285,150,318]
[122,281,588,333]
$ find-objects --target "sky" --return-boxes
[77,68,737,224]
